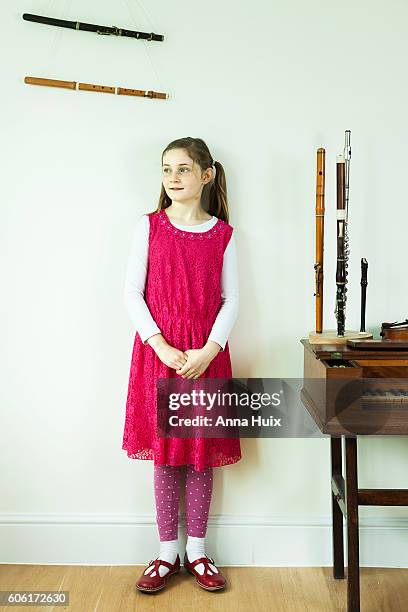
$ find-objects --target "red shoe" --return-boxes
[183,552,226,591]
[135,554,181,592]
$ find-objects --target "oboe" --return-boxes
[360,258,368,332]
[314,148,325,333]
[335,154,346,336]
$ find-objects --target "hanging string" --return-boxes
[42,0,73,76]
[42,0,58,13]
[38,0,57,75]
[123,0,165,91]
[35,0,165,91]
[129,0,159,33]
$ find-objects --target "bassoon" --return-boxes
[343,130,351,308]
[22,13,164,41]
[335,154,346,336]
[314,148,325,333]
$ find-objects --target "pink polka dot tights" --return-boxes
[154,464,213,541]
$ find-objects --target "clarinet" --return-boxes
[360,258,368,332]
[335,154,346,336]
[314,148,325,333]
[22,13,164,42]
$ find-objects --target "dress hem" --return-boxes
[122,446,242,469]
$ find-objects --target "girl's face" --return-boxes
[162,148,213,205]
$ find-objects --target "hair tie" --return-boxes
[213,160,217,167]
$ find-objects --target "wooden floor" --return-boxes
[0,564,407,611]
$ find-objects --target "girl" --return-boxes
[122,137,242,593]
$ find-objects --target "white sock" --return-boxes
[144,539,179,578]
[186,535,219,575]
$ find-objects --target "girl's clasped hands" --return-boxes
[153,339,220,379]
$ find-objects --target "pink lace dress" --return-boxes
[122,209,242,471]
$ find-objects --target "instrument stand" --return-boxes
[309,330,372,345]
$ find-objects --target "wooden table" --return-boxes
[300,339,408,612]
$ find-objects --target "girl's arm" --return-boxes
[206,233,239,352]
[123,215,162,344]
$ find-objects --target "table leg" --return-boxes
[331,435,345,578]
[345,436,360,612]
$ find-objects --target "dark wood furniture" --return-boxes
[301,339,408,612]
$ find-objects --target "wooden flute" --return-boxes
[24,76,169,100]
[314,148,325,333]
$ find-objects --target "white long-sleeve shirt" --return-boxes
[124,214,239,351]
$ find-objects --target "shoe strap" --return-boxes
[188,555,216,570]
[147,556,177,570]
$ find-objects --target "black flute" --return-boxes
[360,258,368,332]
[335,154,346,336]
[22,13,164,42]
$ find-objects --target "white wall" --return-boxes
[2,0,408,565]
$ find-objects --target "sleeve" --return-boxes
[123,214,162,344]
[207,232,239,351]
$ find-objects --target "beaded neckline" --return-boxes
[158,209,225,239]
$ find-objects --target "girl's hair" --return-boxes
[152,137,230,223]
